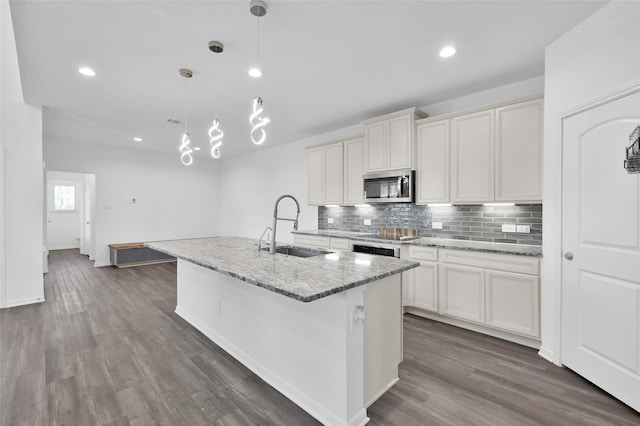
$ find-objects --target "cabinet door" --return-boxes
[495,99,543,202]
[307,147,324,205]
[485,270,539,337]
[324,143,343,205]
[402,270,414,306]
[439,263,485,323]
[451,110,494,203]
[387,114,413,170]
[364,121,386,173]
[416,120,450,203]
[413,261,438,312]
[343,139,364,205]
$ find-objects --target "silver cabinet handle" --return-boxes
[564,252,574,260]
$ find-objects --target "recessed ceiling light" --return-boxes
[133,137,142,142]
[78,67,96,76]
[439,46,456,58]
[248,67,262,78]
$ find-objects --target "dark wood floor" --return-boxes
[1,250,638,426]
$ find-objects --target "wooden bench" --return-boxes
[108,242,176,268]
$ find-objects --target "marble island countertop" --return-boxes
[146,237,419,302]
[293,230,543,257]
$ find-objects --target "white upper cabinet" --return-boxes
[363,108,427,173]
[416,119,450,204]
[495,98,543,202]
[343,138,365,205]
[451,110,495,204]
[306,142,343,206]
[442,97,543,204]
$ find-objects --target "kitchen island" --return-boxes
[146,237,418,426]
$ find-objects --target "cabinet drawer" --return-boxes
[330,238,350,251]
[293,234,330,248]
[439,249,539,276]
[409,246,438,262]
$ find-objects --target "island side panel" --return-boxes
[175,259,369,426]
[363,274,403,407]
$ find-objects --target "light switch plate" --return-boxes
[517,225,531,233]
[327,218,334,224]
[502,224,517,233]
[364,219,372,226]
[432,221,443,229]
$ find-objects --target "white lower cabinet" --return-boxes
[485,269,539,337]
[438,263,485,323]
[412,262,438,312]
[402,246,438,312]
[404,247,541,347]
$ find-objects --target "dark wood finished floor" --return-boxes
[1,250,638,426]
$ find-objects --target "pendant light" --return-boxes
[249,0,270,145]
[178,68,194,166]
[208,41,224,159]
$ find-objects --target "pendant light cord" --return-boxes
[184,77,189,132]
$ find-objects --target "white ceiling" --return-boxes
[11,0,605,160]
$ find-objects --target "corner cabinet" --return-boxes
[307,142,343,206]
[363,108,427,173]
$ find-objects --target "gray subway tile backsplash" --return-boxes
[318,203,542,245]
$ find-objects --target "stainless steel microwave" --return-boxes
[363,169,415,203]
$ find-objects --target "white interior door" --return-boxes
[561,88,640,412]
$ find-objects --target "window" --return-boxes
[54,185,76,211]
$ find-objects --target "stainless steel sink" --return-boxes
[262,245,332,258]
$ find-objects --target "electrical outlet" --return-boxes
[502,224,516,233]
[432,221,443,229]
[327,218,334,224]
[517,225,531,233]
[364,219,372,226]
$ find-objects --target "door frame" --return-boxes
[557,81,640,366]
[44,171,96,265]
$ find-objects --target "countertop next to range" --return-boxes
[146,237,419,303]
[293,230,543,258]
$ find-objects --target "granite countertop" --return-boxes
[145,237,419,303]
[293,230,542,257]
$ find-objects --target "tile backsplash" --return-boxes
[318,204,542,245]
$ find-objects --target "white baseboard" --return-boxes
[48,244,80,250]
[2,295,45,309]
[538,346,559,366]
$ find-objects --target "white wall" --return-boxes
[46,171,85,250]
[44,136,221,267]
[217,76,544,244]
[218,125,362,244]
[541,0,640,364]
[0,0,45,308]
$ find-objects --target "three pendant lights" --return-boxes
[179,0,270,166]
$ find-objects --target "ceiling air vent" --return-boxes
[166,118,182,124]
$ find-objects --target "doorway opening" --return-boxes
[45,171,96,268]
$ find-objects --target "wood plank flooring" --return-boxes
[1,249,639,425]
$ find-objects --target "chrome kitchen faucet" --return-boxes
[270,194,300,254]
